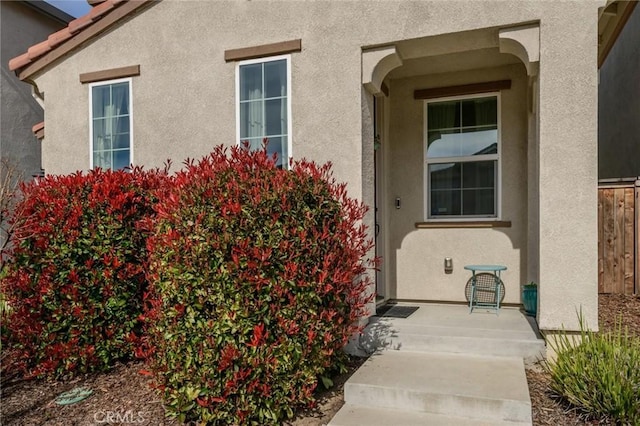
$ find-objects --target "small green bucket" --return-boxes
[522,286,537,316]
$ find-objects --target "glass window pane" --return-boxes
[462,189,495,215]
[242,137,264,151]
[263,136,284,166]
[428,101,460,130]
[462,161,495,189]
[264,60,286,98]
[462,97,497,127]
[114,133,130,150]
[240,100,263,139]
[115,116,130,134]
[93,118,111,151]
[111,83,129,115]
[429,163,461,190]
[265,98,286,136]
[460,127,497,156]
[113,150,130,170]
[279,135,288,166]
[427,130,462,158]
[92,86,109,118]
[265,136,281,156]
[431,189,461,216]
[94,151,111,170]
[240,63,263,101]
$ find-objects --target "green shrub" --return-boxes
[0,168,167,377]
[544,314,640,424]
[141,145,374,424]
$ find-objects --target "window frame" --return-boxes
[423,92,502,221]
[88,77,133,170]
[235,54,292,168]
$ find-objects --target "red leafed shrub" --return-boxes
[0,167,167,378]
[141,145,374,424]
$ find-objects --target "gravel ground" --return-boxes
[2,294,638,425]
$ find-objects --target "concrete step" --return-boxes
[359,306,545,364]
[359,323,545,363]
[343,351,532,424]
[330,404,532,426]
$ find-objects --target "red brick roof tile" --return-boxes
[67,14,94,34]
[27,40,51,60]
[33,122,45,140]
[89,0,116,20]
[32,122,45,134]
[47,28,73,48]
[8,55,31,72]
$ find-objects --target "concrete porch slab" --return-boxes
[358,303,545,363]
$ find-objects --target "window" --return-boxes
[90,78,132,170]
[236,55,291,167]
[425,94,500,219]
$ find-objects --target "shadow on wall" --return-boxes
[389,225,526,303]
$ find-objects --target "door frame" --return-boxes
[374,96,387,302]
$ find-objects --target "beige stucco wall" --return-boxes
[385,64,528,304]
[536,9,599,331]
[31,0,600,331]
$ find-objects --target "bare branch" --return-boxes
[0,158,27,269]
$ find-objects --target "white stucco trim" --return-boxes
[88,77,133,170]
[499,23,540,77]
[235,54,293,168]
[362,45,403,96]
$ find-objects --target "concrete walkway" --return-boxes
[329,303,544,425]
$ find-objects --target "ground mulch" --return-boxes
[527,293,640,426]
[2,294,638,425]
[0,352,365,426]
[1,362,169,426]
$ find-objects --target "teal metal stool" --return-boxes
[464,265,507,315]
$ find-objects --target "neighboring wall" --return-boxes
[599,4,640,179]
[1,2,69,180]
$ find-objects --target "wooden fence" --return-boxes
[598,180,639,295]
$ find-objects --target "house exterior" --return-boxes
[1,1,72,181]
[9,0,617,337]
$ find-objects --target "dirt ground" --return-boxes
[527,293,640,426]
[1,294,638,425]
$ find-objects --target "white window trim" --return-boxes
[423,92,502,222]
[88,77,133,170]
[235,54,292,168]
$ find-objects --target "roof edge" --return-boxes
[10,0,155,81]
[598,0,638,68]
[23,1,74,25]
